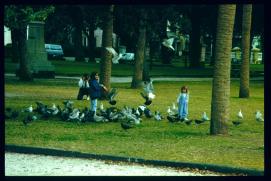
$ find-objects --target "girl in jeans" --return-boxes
[89,72,107,115]
[177,85,189,121]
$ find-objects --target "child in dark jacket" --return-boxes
[89,72,107,115]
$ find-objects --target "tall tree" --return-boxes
[210,5,236,135]
[4,5,54,81]
[131,8,147,88]
[239,4,252,98]
[100,5,114,95]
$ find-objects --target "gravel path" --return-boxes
[5,152,220,176]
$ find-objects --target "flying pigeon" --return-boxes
[141,80,156,105]
[107,88,118,105]
[255,110,264,122]
[162,38,175,51]
[237,109,243,120]
[201,112,210,122]
[106,47,122,64]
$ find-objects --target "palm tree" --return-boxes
[210,5,236,135]
[131,9,147,88]
[100,5,114,94]
[239,4,252,98]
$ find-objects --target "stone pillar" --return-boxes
[26,21,55,78]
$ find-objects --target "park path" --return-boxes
[5,152,222,176]
[4,73,264,83]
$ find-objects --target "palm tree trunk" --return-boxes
[131,9,147,88]
[100,5,114,93]
[210,5,236,135]
[239,4,252,98]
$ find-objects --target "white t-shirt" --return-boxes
[78,78,89,88]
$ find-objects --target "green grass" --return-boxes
[4,57,264,77]
[5,76,264,171]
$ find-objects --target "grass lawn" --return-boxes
[5,76,264,171]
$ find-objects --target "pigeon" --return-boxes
[167,115,178,123]
[194,119,205,125]
[47,103,59,116]
[107,88,117,105]
[184,119,192,125]
[141,80,156,105]
[237,109,243,120]
[5,107,13,119]
[167,106,178,116]
[11,110,19,119]
[106,47,122,64]
[154,111,163,121]
[144,107,153,118]
[162,38,175,51]
[23,114,37,125]
[68,108,80,121]
[232,120,242,126]
[255,110,264,122]
[202,112,210,121]
[172,102,177,112]
[140,92,152,106]
[22,105,33,113]
[121,121,135,130]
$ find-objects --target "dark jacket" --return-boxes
[89,79,101,99]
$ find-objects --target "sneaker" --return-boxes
[184,117,189,121]
[87,97,90,100]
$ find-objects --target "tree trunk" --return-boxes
[189,7,201,68]
[131,9,147,88]
[88,30,96,62]
[11,28,20,63]
[239,4,252,98]
[100,5,114,95]
[17,27,33,81]
[74,24,85,61]
[210,5,236,135]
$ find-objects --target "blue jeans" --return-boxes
[90,99,97,112]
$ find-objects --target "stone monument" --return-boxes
[26,21,55,78]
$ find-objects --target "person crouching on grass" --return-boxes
[177,85,189,121]
[77,74,90,100]
[89,72,108,116]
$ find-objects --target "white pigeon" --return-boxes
[237,109,243,119]
[162,38,175,51]
[23,105,33,113]
[100,103,104,111]
[255,110,264,122]
[68,109,80,120]
[201,112,210,121]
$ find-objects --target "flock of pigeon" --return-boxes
[5,81,264,130]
